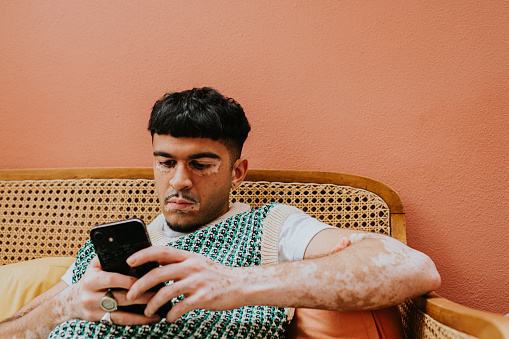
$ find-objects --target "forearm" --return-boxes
[126,237,440,321]
[239,237,440,311]
[0,284,74,338]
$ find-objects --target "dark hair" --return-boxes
[148,87,251,162]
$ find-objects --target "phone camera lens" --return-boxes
[94,231,106,243]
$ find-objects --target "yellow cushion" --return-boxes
[0,256,75,320]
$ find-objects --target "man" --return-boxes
[1,87,440,338]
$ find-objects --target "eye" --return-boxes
[159,160,176,168]
[188,161,212,171]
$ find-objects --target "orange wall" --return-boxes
[1,1,508,314]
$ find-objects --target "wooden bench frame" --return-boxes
[1,167,508,338]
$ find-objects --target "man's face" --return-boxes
[152,134,240,233]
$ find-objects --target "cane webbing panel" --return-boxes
[399,301,477,339]
[231,181,390,233]
[0,179,160,266]
[0,178,390,266]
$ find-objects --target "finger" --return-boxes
[143,281,189,317]
[126,263,186,301]
[108,310,161,326]
[127,246,194,267]
[88,256,102,269]
[111,289,157,306]
[83,270,139,291]
[83,256,140,291]
[163,296,201,323]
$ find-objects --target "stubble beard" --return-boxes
[165,213,204,233]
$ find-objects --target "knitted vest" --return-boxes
[48,203,294,339]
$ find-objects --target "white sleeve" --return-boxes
[61,262,75,286]
[278,213,335,262]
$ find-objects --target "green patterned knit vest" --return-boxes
[49,203,291,338]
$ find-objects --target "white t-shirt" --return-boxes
[61,205,333,285]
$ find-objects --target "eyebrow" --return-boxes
[153,151,221,160]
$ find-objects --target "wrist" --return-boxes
[53,285,79,322]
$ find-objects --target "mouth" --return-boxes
[164,196,199,212]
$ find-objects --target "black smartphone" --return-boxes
[90,218,172,317]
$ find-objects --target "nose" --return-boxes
[169,163,193,191]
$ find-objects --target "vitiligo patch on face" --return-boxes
[155,161,172,174]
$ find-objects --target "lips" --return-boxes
[165,197,196,212]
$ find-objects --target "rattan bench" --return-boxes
[1,168,508,338]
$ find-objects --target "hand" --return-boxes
[126,246,245,322]
[71,256,161,325]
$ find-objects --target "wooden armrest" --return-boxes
[412,292,509,339]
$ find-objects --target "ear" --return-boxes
[231,158,248,189]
